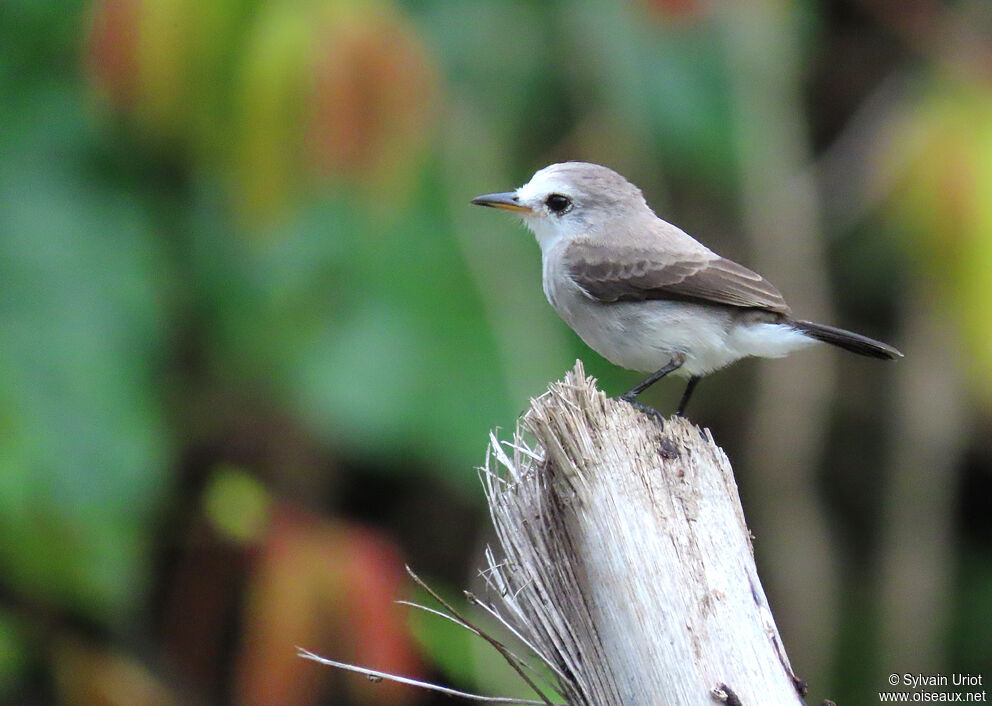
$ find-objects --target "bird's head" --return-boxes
[471,162,652,249]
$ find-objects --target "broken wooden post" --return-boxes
[481,361,806,706]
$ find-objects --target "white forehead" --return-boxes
[516,164,579,201]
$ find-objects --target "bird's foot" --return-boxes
[619,394,666,426]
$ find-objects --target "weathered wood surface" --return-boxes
[482,361,805,706]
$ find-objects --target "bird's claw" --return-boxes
[619,396,666,426]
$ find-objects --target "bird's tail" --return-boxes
[790,319,903,360]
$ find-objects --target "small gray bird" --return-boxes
[472,161,902,417]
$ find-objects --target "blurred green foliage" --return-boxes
[0,0,990,704]
[880,73,992,400]
[0,79,170,622]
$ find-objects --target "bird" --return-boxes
[471,161,902,417]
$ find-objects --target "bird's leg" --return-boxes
[676,376,700,417]
[619,354,687,423]
[620,353,686,401]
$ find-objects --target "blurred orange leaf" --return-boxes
[304,3,437,198]
[84,0,438,222]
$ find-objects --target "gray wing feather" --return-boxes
[564,241,792,315]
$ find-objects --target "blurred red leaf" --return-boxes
[84,0,142,110]
[235,504,421,705]
[643,0,705,21]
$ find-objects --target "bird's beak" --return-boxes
[470,191,531,213]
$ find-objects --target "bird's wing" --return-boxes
[563,240,792,315]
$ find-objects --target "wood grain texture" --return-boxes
[482,361,805,706]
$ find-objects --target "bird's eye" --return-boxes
[545,193,572,214]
